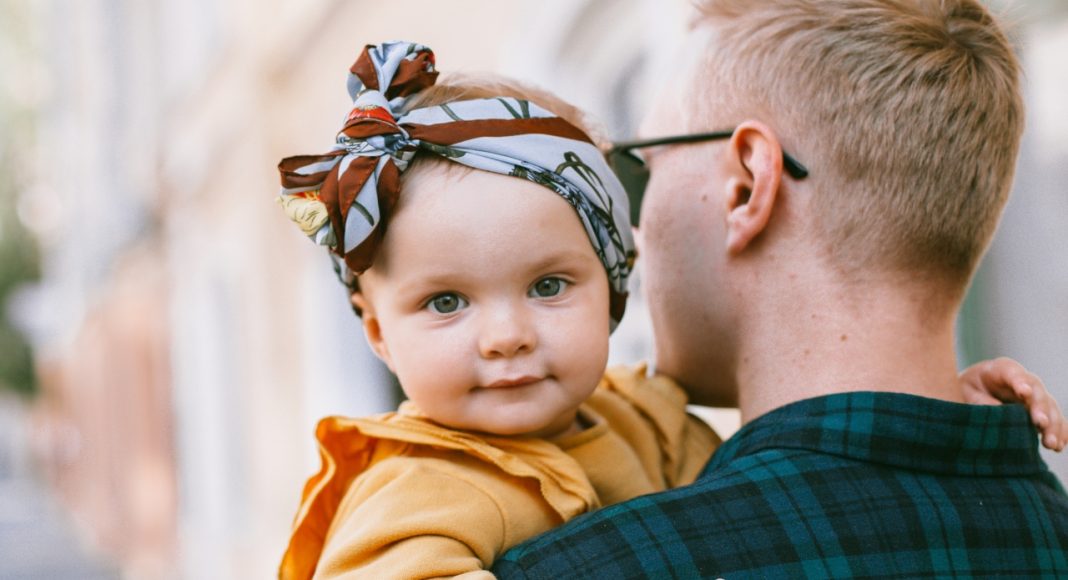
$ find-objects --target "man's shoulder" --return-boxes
[493,440,1068,578]
[492,446,805,577]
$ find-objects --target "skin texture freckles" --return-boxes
[352,167,611,439]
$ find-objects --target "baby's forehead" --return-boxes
[402,154,474,184]
[376,168,597,267]
[393,157,473,210]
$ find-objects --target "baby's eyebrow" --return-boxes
[398,272,462,291]
[523,249,598,273]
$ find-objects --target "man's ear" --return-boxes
[351,292,395,372]
[724,120,785,254]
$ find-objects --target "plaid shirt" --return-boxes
[493,392,1068,579]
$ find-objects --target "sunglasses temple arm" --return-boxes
[783,153,809,179]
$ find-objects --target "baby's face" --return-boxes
[357,167,611,438]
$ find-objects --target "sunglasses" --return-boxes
[607,130,810,227]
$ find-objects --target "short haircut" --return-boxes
[690,0,1024,288]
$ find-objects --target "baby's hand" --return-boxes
[960,357,1067,452]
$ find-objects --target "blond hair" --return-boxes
[690,0,1023,288]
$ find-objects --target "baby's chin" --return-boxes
[433,407,578,440]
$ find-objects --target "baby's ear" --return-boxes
[350,292,395,371]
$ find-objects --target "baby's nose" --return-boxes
[478,305,537,359]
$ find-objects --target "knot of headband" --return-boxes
[277,41,636,326]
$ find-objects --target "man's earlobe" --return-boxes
[725,121,784,254]
[351,293,395,371]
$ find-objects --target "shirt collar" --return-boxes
[705,392,1044,477]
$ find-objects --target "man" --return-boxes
[493,0,1068,577]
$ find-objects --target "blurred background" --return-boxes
[0,0,1065,577]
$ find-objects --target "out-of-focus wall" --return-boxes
[980,6,1068,483]
[8,0,1067,578]
[18,0,179,575]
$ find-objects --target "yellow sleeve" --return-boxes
[313,452,559,579]
[598,364,721,488]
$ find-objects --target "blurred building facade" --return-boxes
[9,0,1068,578]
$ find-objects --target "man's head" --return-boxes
[685,0,1023,282]
[638,0,1024,403]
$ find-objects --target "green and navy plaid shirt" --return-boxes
[493,392,1068,579]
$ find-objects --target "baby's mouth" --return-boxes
[482,376,543,389]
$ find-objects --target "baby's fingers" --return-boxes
[1023,371,1066,452]
[959,357,1031,404]
[1057,405,1068,452]
[958,358,1065,451]
[1038,378,1067,452]
[991,357,1037,403]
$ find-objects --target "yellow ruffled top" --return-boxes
[279,364,720,579]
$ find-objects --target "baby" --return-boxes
[276,41,1065,579]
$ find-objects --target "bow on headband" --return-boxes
[277,41,636,326]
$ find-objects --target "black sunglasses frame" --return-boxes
[607,130,810,227]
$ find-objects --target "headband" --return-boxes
[277,41,635,326]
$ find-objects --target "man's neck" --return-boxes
[733,277,964,424]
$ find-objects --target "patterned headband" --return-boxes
[277,41,635,327]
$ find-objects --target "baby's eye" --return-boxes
[530,277,568,299]
[426,293,467,314]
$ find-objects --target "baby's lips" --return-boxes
[483,376,544,389]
